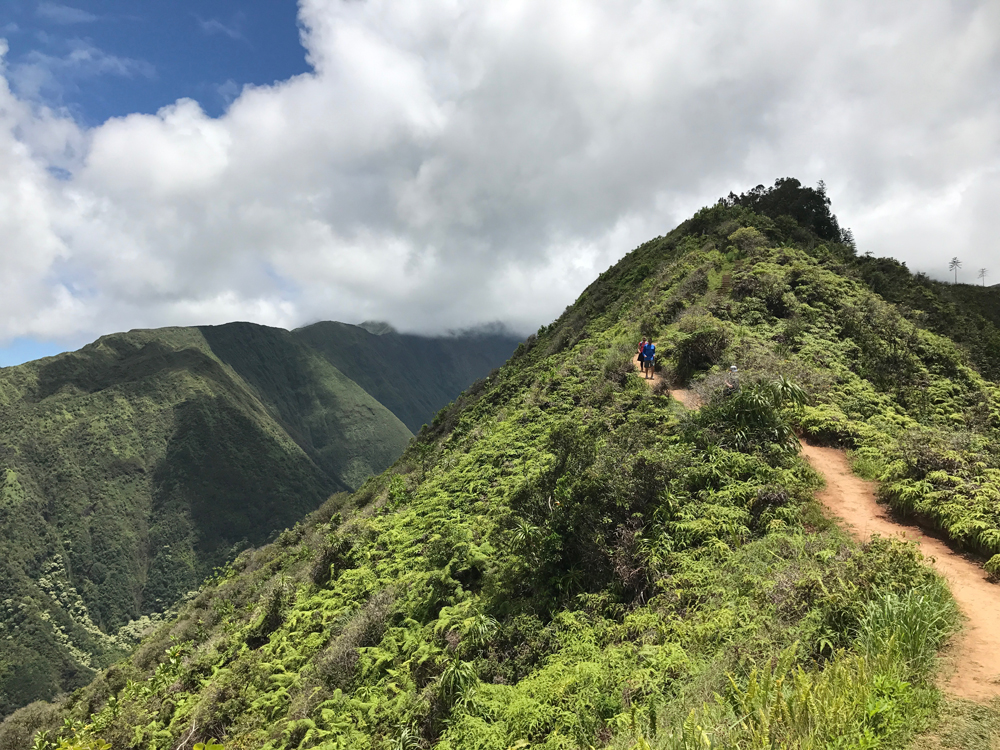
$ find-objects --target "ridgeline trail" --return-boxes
[800,442,1000,702]
[639,363,1000,701]
[634,359,703,409]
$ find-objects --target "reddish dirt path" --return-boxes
[668,388,702,410]
[638,366,1000,700]
[800,442,1000,701]
[633,362,703,409]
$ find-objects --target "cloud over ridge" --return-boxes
[1,0,999,345]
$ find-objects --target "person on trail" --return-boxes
[724,364,740,396]
[643,341,656,379]
[637,337,647,369]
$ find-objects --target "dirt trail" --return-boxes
[633,361,703,409]
[668,387,702,410]
[800,442,1000,701]
[635,364,1000,700]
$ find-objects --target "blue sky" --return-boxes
[0,0,308,365]
[1,1,309,124]
[0,1,998,370]
[0,337,68,367]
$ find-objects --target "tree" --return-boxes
[949,257,962,283]
[979,268,989,287]
[723,178,843,242]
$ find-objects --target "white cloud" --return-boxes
[1,0,999,345]
[197,15,247,43]
[36,3,98,25]
[9,39,154,103]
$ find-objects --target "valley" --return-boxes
[0,322,519,716]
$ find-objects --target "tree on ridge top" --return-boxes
[723,177,848,244]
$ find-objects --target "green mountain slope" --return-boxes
[0,325,413,715]
[292,321,523,433]
[15,181,1000,748]
[853,256,1000,379]
[198,323,413,490]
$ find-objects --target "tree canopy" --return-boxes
[723,177,847,243]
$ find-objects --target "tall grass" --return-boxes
[857,585,958,676]
[727,647,911,750]
[632,582,957,750]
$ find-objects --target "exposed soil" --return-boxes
[633,361,703,409]
[636,365,1000,700]
[668,387,703,410]
[799,442,1000,702]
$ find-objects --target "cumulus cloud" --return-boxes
[1,0,999,345]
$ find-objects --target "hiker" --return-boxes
[724,364,740,396]
[643,340,656,378]
[637,337,647,370]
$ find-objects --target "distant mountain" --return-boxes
[0,321,519,715]
[293,321,524,432]
[197,322,410,489]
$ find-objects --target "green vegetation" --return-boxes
[196,323,412,491]
[853,254,1000,379]
[658,580,956,749]
[911,697,1000,750]
[291,321,522,433]
[0,322,515,716]
[7,180,999,749]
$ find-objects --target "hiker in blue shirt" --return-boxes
[642,341,656,379]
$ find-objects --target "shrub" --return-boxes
[732,270,789,318]
[658,580,954,750]
[697,377,807,453]
[315,590,395,690]
[603,343,640,386]
[728,226,768,254]
[675,319,730,382]
[661,266,710,322]
[310,532,358,586]
[0,701,66,750]
[798,404,858,446]
[244,580,294,650]
[724,646,915,749]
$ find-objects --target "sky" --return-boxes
[0,0,999,366]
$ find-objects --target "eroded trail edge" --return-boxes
[800,442,1000,701]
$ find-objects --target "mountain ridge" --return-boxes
[292,320,523,433]
[0,321,519,716]
[10,179,1000,748]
